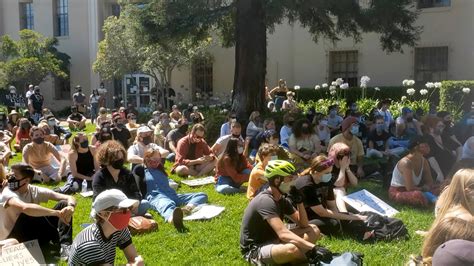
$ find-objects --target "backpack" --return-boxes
[320,252,364,266]
[345,211,408,242]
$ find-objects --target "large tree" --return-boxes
[135,0,421,117]
[0,30,69,90]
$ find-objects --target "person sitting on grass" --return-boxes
[327,143,359,212]
[95,107,111,129]
[92,140,150,216]
[38,121,60,145]
[126,113,140,141]
[212,121,244,159]
[169,105,182,124]
[328,116,365,179]
[389,137,439,208]
[288,119,322,168]
[240,160,330,265]
[143,148,208,231]
[282,91,298,113]
[46,115,72,144]
[172,123,215,177]
[0,163,76,262]
[220,112,237,138]
[254,130,290,163]
[68,189,144,266]
[13,118,32,152]
[127,126,169,169]
[93,124,114,148]
[215,138,252,195]
[22,126,62,183]
[164,118,188,162]
[434,168,473,219]
[246,143,279,200]
[66,106,87,131]
[295,155,367,236]
[280,113,295,148]
[153,112,173,147]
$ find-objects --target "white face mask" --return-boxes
[270,155,278,161]
[320,120,328,127]
[237,147,244,154]
[279,179,294,194]
[320,173,332,183]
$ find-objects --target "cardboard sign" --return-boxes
[0,240,45,265]
[183,204,225,221]
[343,189,399,217]
[181,176,215,187]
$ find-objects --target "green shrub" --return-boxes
[439,81,474,119]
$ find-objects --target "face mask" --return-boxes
[20,123,29,130]
[270,155,278,161]
[111,158,124,169]
[434,128,444,135]
[178,125,188,134]
[10,90,16,94]
[232,134,240,138]
[7,175,27,191]
[48,120,56,127]
[406,117,414,122]
[153,116,160,122]
[101,135,112,142]
[107,210,131,231]
[230,118,237,123]
[34,90,40,95]
[237,147,244,154]
[320,173,332,183]
[320,120,328,127]
[130,119,137,124]
[302,127,310,134]
[278,180,293,194]
[466,118,474,126]
[33,137,44,145]
[376,124,384,132]
[142,136,153,145]
[350,126,359,135]
[287,121,294,127]
[330,110,337,116]
[116,123,125,129]
[80,140,89,148]
[100,113,106,118]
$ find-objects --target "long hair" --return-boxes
[71,132,87,153]
[300,155,333,176]
[421,217,474,263]
[435,168,474,219]
[219,137,245,170]
[292,119,313,138]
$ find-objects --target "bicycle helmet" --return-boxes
[264,160,296,180]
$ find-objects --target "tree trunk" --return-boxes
[232,0,266,119]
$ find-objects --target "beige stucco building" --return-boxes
[1,0,473,111]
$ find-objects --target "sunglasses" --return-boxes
[106,207,132,214]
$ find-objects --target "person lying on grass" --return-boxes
[68,189,144,266]
[294,155,367,236]
[143,148,208,232]
[240,160,332,265]
[215,137,252,195]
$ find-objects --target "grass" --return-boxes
[10,122,434,265]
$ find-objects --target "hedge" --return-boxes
[439,80,474,118]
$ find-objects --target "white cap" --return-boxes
[137,126,152,134]
[193,106,198,110]
[91,189,138,217]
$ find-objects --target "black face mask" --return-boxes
[116,123,125,129]
[142,136,153,145]
[100,135,112,142]
[111,158,124,169]
[232,134,240,138]
[302,127,310,134]
[33,137,44,145]
[8,175,27,191]
[80,140,89,148]
[288,121,294,127]
[406,117,414,122]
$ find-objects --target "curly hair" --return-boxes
[292,119,313,138]
[96,140,127,166]
[257,143,279,159]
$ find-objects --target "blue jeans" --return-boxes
[215,169,251,195]
[137,200,151,216]
[149,192,208,221]
[166,153,176,162]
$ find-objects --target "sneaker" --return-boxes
[171,208,185,232]
[60,244,71,261]
[181,205,194,216]
[143,212,153,219]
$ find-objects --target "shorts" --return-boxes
[37,165,59,182]
[243,242,277,265]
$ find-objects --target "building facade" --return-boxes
[1,0,473,110]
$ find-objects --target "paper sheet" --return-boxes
[343,189,399,217]
[80,191,93,197]
[181,176,215,187]
[0,240,45,265]
[183,204,225,221]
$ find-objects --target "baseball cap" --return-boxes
[402,107,413,115]
[432,239,474,266]
[152,111,160,116]
[341,117,358,132]
[137,125,152,134]
[91,189,138,217]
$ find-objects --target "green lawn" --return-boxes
[11,123,433,265]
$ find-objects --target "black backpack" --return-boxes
[345,211,408,242]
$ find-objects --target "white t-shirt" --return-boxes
[127,142,169,159]
[214,135,244,159]
[0,185,54,239]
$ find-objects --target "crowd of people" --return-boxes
[0,80,473,265]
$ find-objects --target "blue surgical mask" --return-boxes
[350,125,359,135]
[376,124,384,132]
[320,173,332,183]
[467,118,474,126]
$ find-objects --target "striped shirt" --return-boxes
[68,223,132,265]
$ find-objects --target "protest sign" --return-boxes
[343,189,399,217]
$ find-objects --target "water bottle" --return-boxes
[423,191,437,203]
[81,179,88,193]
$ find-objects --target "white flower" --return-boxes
[209,104,216,108]
[406,88,416,96]
[402,79,409,86]
[335,78,344,86]
[360,76,371,88]
[340,83,349,90]
[220,108,228,114]
[425,82,435,89]
[374,87,380,91]
[318,99,324,103]
[329,85,337,91]
[331,81,337,86]
[322,83,328,88]
[462,87,471,94]
[408,80,415,86]
[420,89,428,95]
[294,85,301,90]
[196,92,201,98]
[434,82,442,88]
[314,85,321,90]
[330,90,337,95]
[401,96,407,101]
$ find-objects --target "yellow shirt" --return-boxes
[246,162,267,200]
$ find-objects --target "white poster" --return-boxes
[0,240,45,265]
[343,189,399,217]
[183,205,225,221]
[181,176,215,187]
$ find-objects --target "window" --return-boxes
[55,0,69,36]
[192,58,213,99]
[19,2,34,30]
[414,47,448,84]
[418,0,450,8]
[329,51,358,87]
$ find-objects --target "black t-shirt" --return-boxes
[165,129,185,151]
[111,127,132,149]
[30,94,44,112]
[92,167,142,200]
[240,190,295,253]
[368,129,390,151]
[294,175,335,220]
[426,134,456,177]
[68,113,84,122]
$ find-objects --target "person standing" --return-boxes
[89,89,101,124]
[72,85,87,114]
[29,86,44,124]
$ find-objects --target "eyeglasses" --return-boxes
[106,207,132,214]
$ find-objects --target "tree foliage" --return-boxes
[0,30,69,89]
[133,0,421,116]
[93,5,212,93]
